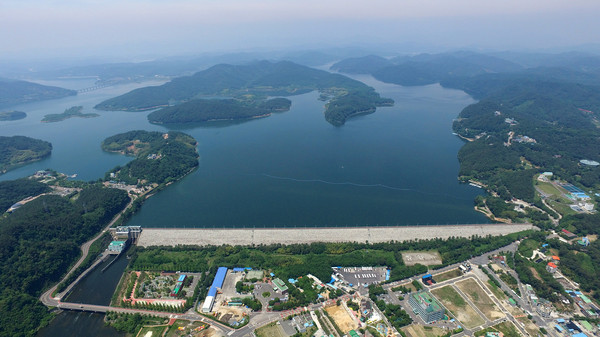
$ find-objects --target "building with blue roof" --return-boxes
[571,333,588,337]
[201,267,228,313]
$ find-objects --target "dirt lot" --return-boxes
[255,322,287,337]
[434,269,462,282]
[474,321,521,337]
[431,286,485,329]
[401,324,449,337]
[455,279,504,321]
[325,305,358,333]
[402,251,443,266]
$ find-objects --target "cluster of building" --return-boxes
[554,318,598,336]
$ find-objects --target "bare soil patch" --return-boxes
[456,279,504,321]
[402,251,442,266]
[325,305,358,333]
[431,286,485,329]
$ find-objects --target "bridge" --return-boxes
[56,300,236,332]
[77,83,113,93]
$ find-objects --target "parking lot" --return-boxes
[333,266,388,287]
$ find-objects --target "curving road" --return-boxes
[40,197,135,306]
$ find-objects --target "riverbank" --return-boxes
[137,224,534,247]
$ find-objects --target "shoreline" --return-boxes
[137,223,534,247]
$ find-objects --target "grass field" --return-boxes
[485,279,506,300]
[255,322,286,337]
[474,321,521,337]
[431,286,485,329]
[325,305,358,333]
[401,324,448,337]
[456,279,504,321]
[434,269,462,283]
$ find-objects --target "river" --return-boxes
[0,73,487,335]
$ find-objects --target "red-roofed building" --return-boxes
[546,262,557,273]
[551,256,560,263]
[561,229,576,238]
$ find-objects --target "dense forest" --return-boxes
[0,78,76,109]
[102,130,199,185]
[0,182,129,337]
[95,60,393,126]
[0,178,50,212]
[148,98,291,124]
[0,135,52,173]
[0,110,26,121]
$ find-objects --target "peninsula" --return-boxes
[0,135,52,174]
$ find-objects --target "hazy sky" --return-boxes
[2,0,600,60]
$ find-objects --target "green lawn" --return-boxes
[434,269,462,283]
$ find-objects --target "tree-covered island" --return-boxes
[101,130,199,185]
[41,106,99,123]
[95,60,393,126]
[0,135,52,174]
[148,97,291,124]
[0,110,26,121]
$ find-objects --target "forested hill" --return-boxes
[102,130,199,185]
[0,183,130,337]
[95,60,393,126]
[330,51,522,86]
[148,98,291,124]
[0,78,76,109]
[0,135,52,174]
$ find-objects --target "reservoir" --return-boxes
[1,75,487,226]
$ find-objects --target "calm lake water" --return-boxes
[0,74,488,335]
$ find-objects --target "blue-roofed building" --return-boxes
[571,333,588,337]
[201,267,228,313]
[214,267,227,288]
[233,267,245,272]
[556,318,566,323]
[177,274,186,283]
[554,325,564,333]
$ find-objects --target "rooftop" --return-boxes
[411,291,443,312]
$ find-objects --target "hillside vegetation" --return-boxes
[0,135,52,174]
[0,78,76,109]
[102,130,199,185]
[95,60,393,126]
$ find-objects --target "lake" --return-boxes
[1,76,487,226]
